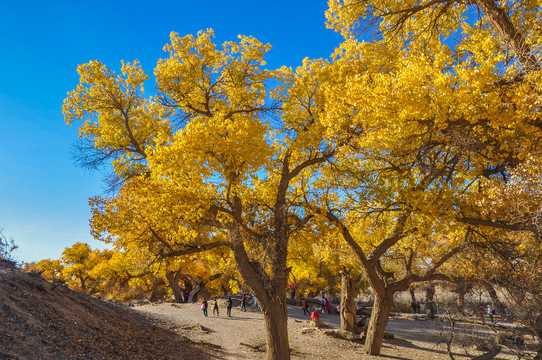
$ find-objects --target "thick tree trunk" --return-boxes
[165,270,183,303]
[455,282,469,315]
[340,270,356,332]
[149,278,165,302]
[364,292,392,355]
[425,283,436,319]
[260,297,290,360]
[228,215,291,360]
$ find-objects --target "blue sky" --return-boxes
[0,1,343,263]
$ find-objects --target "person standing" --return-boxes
[241,294,247,312]
[201,298,208,317]
[212,297,219,317]
[487,304,494,322]
[226,297,233,317]
[321,296,326,313]
[301,298,310,315]
[477,303,484,317]
[253,295,259,310]
[326,298,332,314]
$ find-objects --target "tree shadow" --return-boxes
[383,337,468,359]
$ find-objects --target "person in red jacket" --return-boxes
[241,294,247,312]
[325,298,332,314]
[301,298,310,315]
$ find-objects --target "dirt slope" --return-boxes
[0,260,221,360]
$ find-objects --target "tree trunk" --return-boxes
[534,314,542,341]
[165,270,183,303]
[425,283,436,319]
[260,297,290,360]
[79,276,87,293]
[483,281,506,317]
[409,287,416,304]
[149,278,165,302]
[340,269,356,332]
[364,291,392,355]
[455,282,469,315]
[188,282,201,303]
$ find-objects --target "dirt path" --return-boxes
[135,301,519,359]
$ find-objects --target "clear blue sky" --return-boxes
[0,1,343,263]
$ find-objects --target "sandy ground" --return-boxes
[135,300,523,360]
[1,262,527,360]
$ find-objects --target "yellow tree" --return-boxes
[64,30,335,360]
[295,0,542,354]
[25,258,65,283]
[60,242,112,293]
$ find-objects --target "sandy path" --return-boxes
[136,301,518,359]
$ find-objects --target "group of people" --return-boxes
[301,296,333,316]
[201,294,256,317]
[477,303,502,322]
[320,296,332,314]
[201,297,232,317]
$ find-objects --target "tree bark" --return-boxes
[409,287,416,304]
[226,192,293,360]
[188,282,201,303]
[165,270,183,303]
[260,298,290,360]
[149,278,165,302]
[482,281,506,317]
[475,0,539,72]
[340,269,356,332]
[426,283,436,319]
[364,291,393,355]
[455,281,469,315]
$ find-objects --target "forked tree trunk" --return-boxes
[340,270,356,332]
[165,270,183,303]
[260,296,290,360]
[228,211,291,360]
[364,291,392,355]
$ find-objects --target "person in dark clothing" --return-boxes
[226,297,233,317]
[212,297,219,317]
